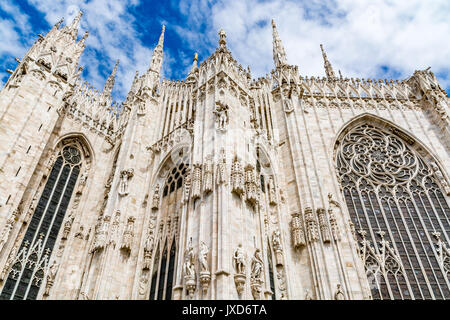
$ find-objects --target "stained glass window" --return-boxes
[336,123,450,299]
[0,145,82,300]
[148,161,187,300]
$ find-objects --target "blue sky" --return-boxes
[0,0,449,102]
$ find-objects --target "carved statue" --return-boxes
[45,153,56,174]
[305,289,313,300]
[216,149,227,185]
[25,195,37,223]
[199,241,209,272]
[151,184,160,210]
[203,157,213,194]
[120,216,135,252]
[284,98,294,113]
[250,249,264,281]
[75,225,85,240]
[233,244,245,275]
[268,176,277,205]
[44,262,59,296]
[213,102,229,131]
[250,248,264,300]
[272,229,282,252]
[143,232,154,270]
[183,238,196,299]
[118,169,134,196]
[77,168,88,193]
[334,284,345,300]
[62,216,74,240]
[183,239,195,278]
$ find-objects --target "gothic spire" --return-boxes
[272,19,288,68]
[191,52,198,71]
[103,60,119,97]
[320,44,336,79]
[68,10,83,40]
[149,25,165,73]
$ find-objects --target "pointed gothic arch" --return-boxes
[147,146,190,300]
[0,135,93,300]
[334,114,450,299]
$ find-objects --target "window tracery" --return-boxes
[1,140,87,300]
[336,123,450,299]
[148,160,188,300]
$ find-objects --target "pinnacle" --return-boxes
[218,29,227,48]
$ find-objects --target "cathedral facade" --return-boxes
[0,12,449,300]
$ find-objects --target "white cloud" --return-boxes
[174,0,450,90]
[2,0,449,97]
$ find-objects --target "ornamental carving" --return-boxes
[316,208,331,243]
[337,123,450,299]
[216,149,227,185]
[244,164,258,205]
[203,156,213,195]
[91,215,110,253]
[430,162,450,195]
[231,156,244,196]
[0,208,19,252]
[304,207,319,242]
[191,164,202,200]
[120,216,135,253]
[291,212,306,249]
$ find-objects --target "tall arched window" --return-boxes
[336,122,450,299]
[1,141,86,300]
[267,241,276,300]
[148,161,187,300]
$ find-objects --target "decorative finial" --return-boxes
[219,29,227,48]
[81,30,89,42]
[320,44,335,79]
[158,25,165,46]
[55,17,64,29]
[191,52,198,71]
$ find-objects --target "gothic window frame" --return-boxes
[0,135,92,300]
[333,114,450,300]
[147,153,189,300]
